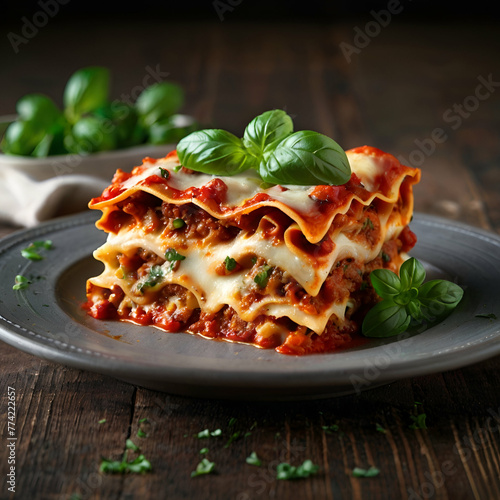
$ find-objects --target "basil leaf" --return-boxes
[64,66,110,123]
[1,119,47,156]
[136,82,184,127]
[243,109,293,161]
[417,279,464,321]
[16,93,62,128]
[93,102,139,148]
[399,257,426,290]
[65,116,117,154]
[32,124,66,157]
[362,300,411,338]
[148,115,199,145]
[260,130,351,186]
[177,129,254,175]
[370,269,402,299]
[407,299,423,320]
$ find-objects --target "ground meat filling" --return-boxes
[89,195,415,354]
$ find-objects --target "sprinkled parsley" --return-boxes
[21,240,53,261]
[13,275,31,290]
[224,431,241,448]
[126,439,139,452]
[475,313,497,319]
[100,454,152,474]
[138,265,164,292]
[225,256,237,272]
[409,402,427,430]
[409,413,427,430]
[98,419,107,424]
[165,248,186,270]
[276,460,319,480]
[375,423,387,434]
[352,466,380,478]
[191,458,216,477]
[362,218,374,230]
[137,418,149,438]
[100,440,152,475]
[159,167,170,179]
[254,264,272,289]
[322,424,339,434]
[196,428,222,439]
[246,452,262,467]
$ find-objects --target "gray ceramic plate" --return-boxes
[0,212,499,400]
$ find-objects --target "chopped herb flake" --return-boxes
[191,458,215,477]
[276,460,319,480]
[225,256,237,272]
[322,424,339,434]
[200,447,209,455]
[375,423,387,434]
[362,218,374,230]
[138,265,164,292]
[13,275,31,290]
[475,313,497,319]
[196,428,221,439]
[409,413,427,430]
[381,251,391,262]
[159,167,170,179]
[409,402,427,429]
[126,439,139,451]
[165,248,186,270]
[246,451,262,466]
[224,431,241,448]
[100,452,152,474]
[254,265,272,289]
[352,466,380,478]
[21,240,53,261]
[98,419,107,424]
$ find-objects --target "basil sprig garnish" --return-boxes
[362,257,464,338]
[177,109,351,186]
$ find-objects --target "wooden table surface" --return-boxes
[1,12,500,500]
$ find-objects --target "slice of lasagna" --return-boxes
[86,145,420,354]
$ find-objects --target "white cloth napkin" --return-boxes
[0,144,173,227]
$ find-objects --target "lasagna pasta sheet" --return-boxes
[86,145,421,355]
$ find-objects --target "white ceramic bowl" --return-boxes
[0,115,180,226]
